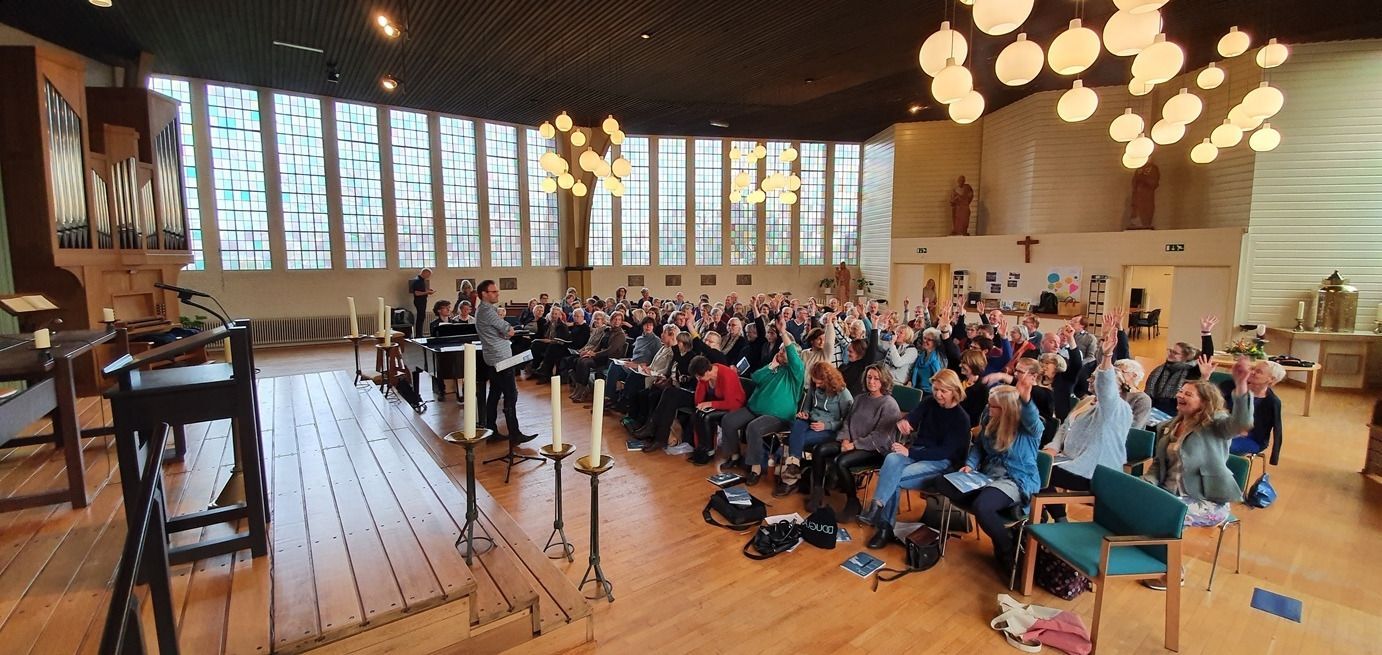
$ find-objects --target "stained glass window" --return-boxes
[692,139,722,266]
[797,142,827,265]
[336,102,385,268]
[147,76,204,270]
[831,143,861,265]
[390,109,435,268]
[656,138,686,266]
[439,117,480,267]
[620,137,650,266]
[484,123,522,267]
[764,141,793,265]
[206,84,270,270]
[525,129,560,266]
[273,93,331,269]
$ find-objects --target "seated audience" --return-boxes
[809,363,901,522]
[774,362,853,497]
[880,325,918,387]
[604,317,660,406]
[718,319,805,485]
[1220,359,1285,465]
[860,369,971,548]
[911,327,952,392]
[958,349,990,425]
[569,311,627,402]
[1145,315,1218,413]
[721,317,748,366]
[620,325,680,424]
[687,355,748,465]
[1114,358,1152,429]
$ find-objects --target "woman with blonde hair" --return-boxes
[775,361,854,497]
[936,378,1042,579]
[809,363,901,521]
[859,369,972,548]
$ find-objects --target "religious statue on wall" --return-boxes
[922,279,939,317]
[950,175,974,236]
[835,262,851,303]
[1128,162,1160,230]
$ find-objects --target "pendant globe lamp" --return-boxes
[932,58,973,104]
[1057,80,1098,123]
[1103,8,1162,56]
[579,149,602,172]
[1127,133,1155,159]
[601,115,620,135]
[1122,153,1149,169]
[572,180,588,197]
[557,172,575,189]
[779,191,798,205]
[996,34,1044,85]
[611,130,626,145]
[1109,109,1144,143]
[1242,82,1284,119]
[787,175,802,192]
[1256,38,1290,68]
[1162,88,1203,125]
[1190,138,1219,163]
[1113,0,1167,14]
[1129,78,1156,97]
[1196,62,1225,90]
[948,90,986,124]
[973,0,1035,37]
[919,21,969,76]
[1131,34,1183,84]
[539,151,564,175]
[1249,123,1282,152]
[752,144,767,159]
[1218,26,1251,58]
[1048,19,1101,75]
[538,121,556,139]
[781,147,799,163]
[1150,119,1185,145]
[611,157,632,178]
[570,130,587,147]
[539,177,557,193]
[1228,105,1264,131]
[554,111,573,132]
[1210,119,1243,148]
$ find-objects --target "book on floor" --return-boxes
[722,485,752,506]
[841,551,885,578]
[707,472,743,487]
[626,438,646,451]
[837,527,852,543]
[943,470,993,495]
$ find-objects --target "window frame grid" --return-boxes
[206,84,271,271]
[587,149,614,266]
[797,142,828,266]
[336,101,386,268]
[620,136,651,266]
[272,93,331,270]
[524,128,560,266]
[656,138,687,266]
[729,139,759,266]
[692,139,723,266]
[763,140,794,266]
[831,143,862,265]
[439,117,482,267]
[484,123,523,267]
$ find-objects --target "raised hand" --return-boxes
[1231,355,1252,382]
[1200,314,1220,334]
[1197,353,1215,380]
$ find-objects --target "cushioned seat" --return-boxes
[1028,522,1170,577]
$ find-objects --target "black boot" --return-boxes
[805,480,826,513]
[841,495,862,524]
[857,500,885,527]
[505,411,537,444]
[867,523,894,550]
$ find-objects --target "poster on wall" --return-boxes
[985,271,998,283]
[1046,267,1082,300]
[989,283,1002,294]
[1007,279,1019,288]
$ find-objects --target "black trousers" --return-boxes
[935,476,1021,558]
[812,444,885,499]
[412,299,427,338]
[1040,466,1091,520]
[478,359,522,436]
[692,409,728,452]
[647,387,694,445]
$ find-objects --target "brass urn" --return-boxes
[1313,270,1359,332]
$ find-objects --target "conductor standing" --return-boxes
[409,268,434,338]
[476,279,536,443]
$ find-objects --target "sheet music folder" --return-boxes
[102,325,230,379]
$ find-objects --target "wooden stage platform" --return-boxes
[0,370,591,654]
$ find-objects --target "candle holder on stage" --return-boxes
[443,428,496,565]
[1374,320,1382,335]
[483,431,546,484]
[344,334,376,386]
[539,443,576,562]
[374,337,404,400]
[1295,318,1306,332]
[574,454,614,602]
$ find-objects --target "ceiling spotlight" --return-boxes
[89,0,113,7]
[710,120,730,128]
[639,32,652,39]
[377,15,403,39]
[376,15,391,27]
[908,104,924,114]
[326,67,341,84]
[380,74,399,91]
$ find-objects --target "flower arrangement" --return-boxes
[1225,337,1267,360]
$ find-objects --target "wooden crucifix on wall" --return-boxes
[1017,235,1040,263]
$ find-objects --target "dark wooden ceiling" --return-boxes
[4,0,1379,141]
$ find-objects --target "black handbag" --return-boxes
[703,490,767,530]
[743,521,802,560]
[872,526,942,590]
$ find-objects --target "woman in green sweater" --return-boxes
[717,318,806,486]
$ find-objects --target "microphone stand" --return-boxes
[169,289,248,510]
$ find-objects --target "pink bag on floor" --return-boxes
[1023,611,1092,655]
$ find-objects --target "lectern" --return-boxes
[103,321,269,563]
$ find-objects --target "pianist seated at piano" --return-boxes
[429,300,457,337]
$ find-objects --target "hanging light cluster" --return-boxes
[1189,26,1290,164]
[535,112,630,198]
[727,143,801,205]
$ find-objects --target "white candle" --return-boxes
[383,307,392,346]
[1296,301,1305,321]
[347,297,359,337]
[551,376,563,449]
[463,344,477,439]
[101,307,115,322]
[589,378,605,464]
[33,328,50,349]
[377,297,386,337]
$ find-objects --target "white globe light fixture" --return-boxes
[1242,82,1284,119]
[1228,104,1264,131]
[1150,119,1186,145]
[1129,78,1156,97]
[594,160,611,178]
[602,176,619,192]
[572,181,588,197]
[1109,109,1144,143]
[762,174,784,192]
[919,21,969,76]
[539,177,557,193]
[729,147,741,161]
[1190,139,1219,164]
[1256,38,1289,68]
[932,58,973,104]
[1122,153,1149,169]
[733,172,750,189]
[1217,26,1251,58]
[554,111,573,132]
[729,190,743,203]
[1196,62,1225,90]
[948,90,986,124]
[539,151,563,175]
[557,173,575,189]
[1249,123,1282,152]
[996,34,1044,86]
[1162,88,1203,124]
[1210,120,1243,148]
[538,121,556,139]
[1127,133,1155,158]
[973,0,1035,36]
[787,175,802,192]
[1057,80,1098,123]
[601,115,620,135]
[1048,19,1101,75]
[611,130,626,146]
[779,191,798,205]
[611,157,633,178]
[781,147,799,163]
[1131,34,1184,84]
[1103,9,1162,56]
[570,130,587,147]
[752,144,767,159]
[579,149,601,172]
[1113,0,1167,14]
[748,190,766,204]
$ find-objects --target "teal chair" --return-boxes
[1208,455,1252,591]
[1124,428,1156,476]
[1208,370,1232,387]
[891,384,923,413]
[1023,466,1188,653]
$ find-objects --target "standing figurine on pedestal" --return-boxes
[834,262,851,304]
[1128,162,1160,230]
[949,175,974,236]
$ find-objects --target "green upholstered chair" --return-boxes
[1022,465,1188,652]
[1207,454,1252,591]
[1208,370,1233,387]
[1124,428,1156,476]
[891,384,923,414]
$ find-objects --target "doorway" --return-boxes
[892,263,952,316]
[1123,265,1233,347]
[1125,266,1175,334]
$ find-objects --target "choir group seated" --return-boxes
[428,284,1286,584]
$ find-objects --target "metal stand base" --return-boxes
[575,455,614,602]
[483,433,546,483]
[540,444,575,561]
[345,335,374,386]
[443,428,496,565]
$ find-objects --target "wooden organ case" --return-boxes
[0,45,194,392]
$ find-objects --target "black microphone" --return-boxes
[153,282,210,298]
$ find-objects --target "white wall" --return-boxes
[860,127,896,299]
[891,121,982,237]
[1126,265,1175,326]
